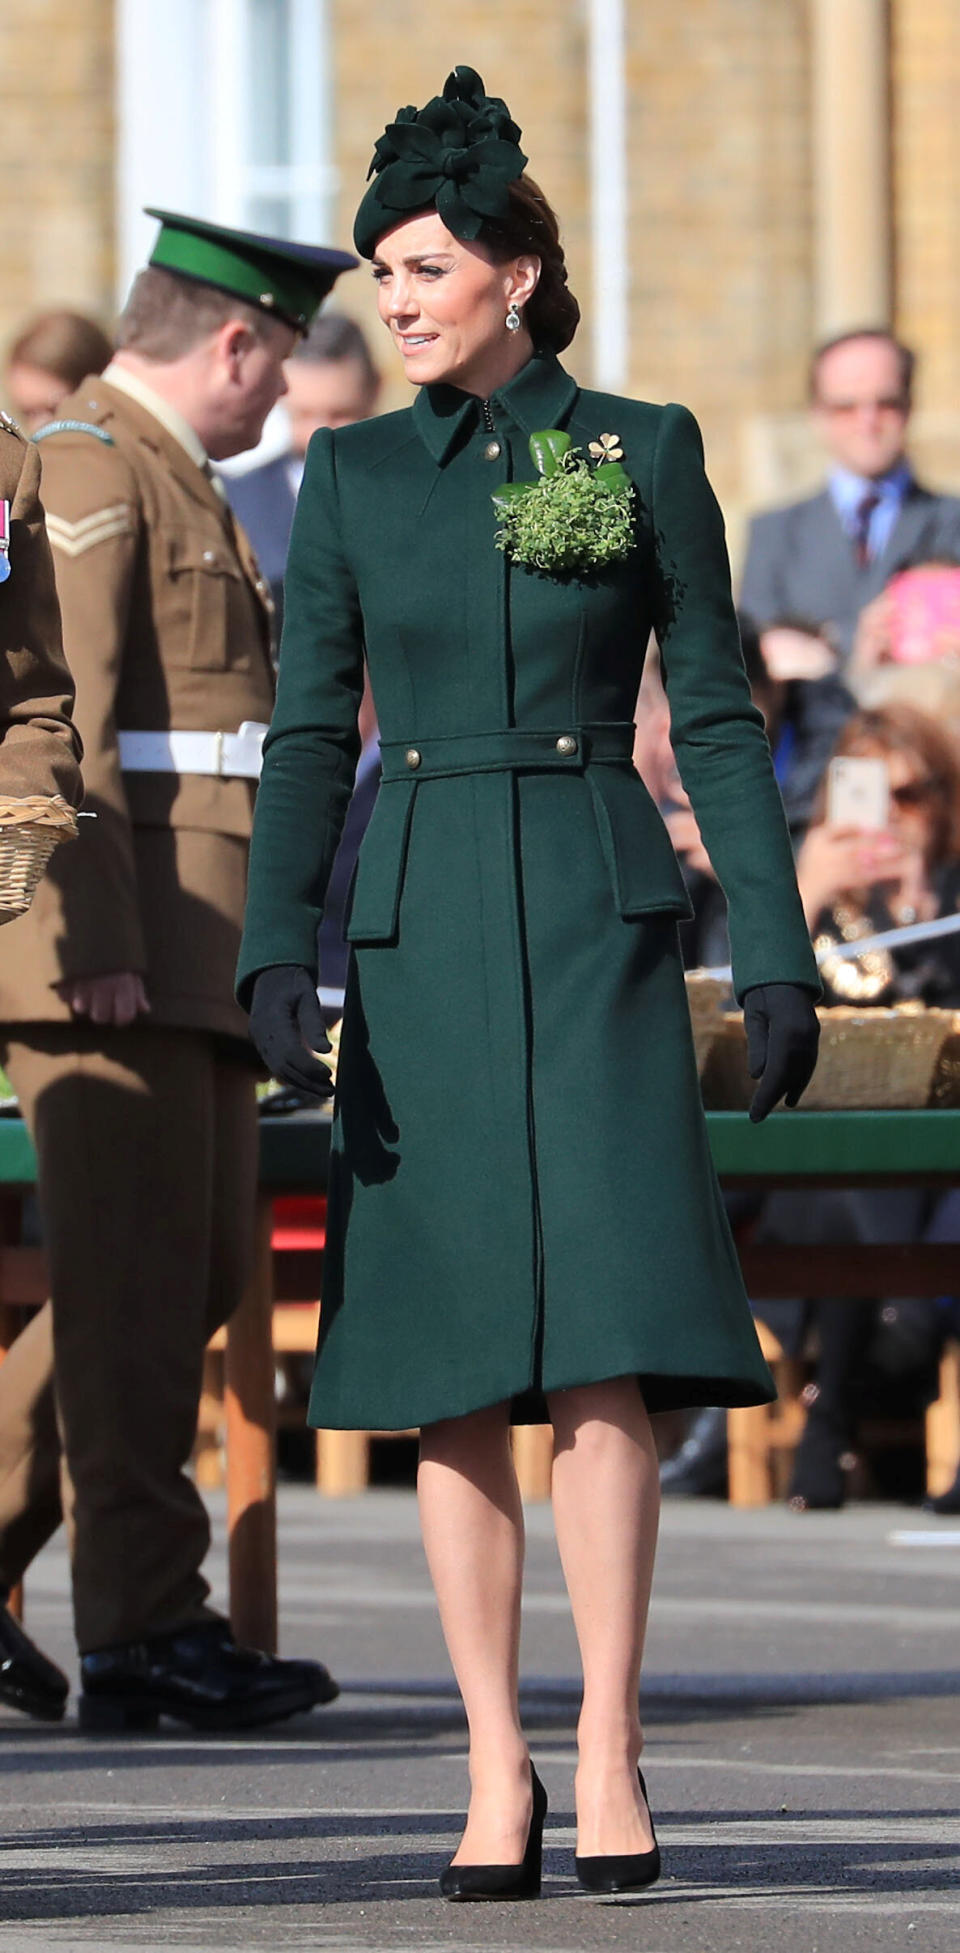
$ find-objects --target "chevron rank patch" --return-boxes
[46,505,135,558]
[0,499,9,582]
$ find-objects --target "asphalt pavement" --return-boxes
[1,1486,958,1952]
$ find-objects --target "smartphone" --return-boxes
[827,755,890,830]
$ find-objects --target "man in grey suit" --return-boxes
[741,328,960,663]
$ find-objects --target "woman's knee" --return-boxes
[548,1376,651,1455]
[419,1398,512,1465]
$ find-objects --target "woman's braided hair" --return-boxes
[481,174,580,354]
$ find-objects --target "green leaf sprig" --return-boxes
[493,429,635,575]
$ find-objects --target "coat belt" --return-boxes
[379,722,635,783]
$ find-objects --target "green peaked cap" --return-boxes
[145,209,358,333]
[353,65,528,258]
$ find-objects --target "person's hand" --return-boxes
[248,966,334,1099]
[850,592,893,673]
[55,972,151,1027]
[664,804,716,880]
[796,822,912,924]
[742,982,820,1123]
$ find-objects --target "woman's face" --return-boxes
[857,741,941,859]
[371,211,538,394]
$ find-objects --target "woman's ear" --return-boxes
[507,254,541,309]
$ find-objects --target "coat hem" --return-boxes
[308,1357,776,1432]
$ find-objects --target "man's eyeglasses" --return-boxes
[818,396,909,417]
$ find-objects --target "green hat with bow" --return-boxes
[353,65,528,259]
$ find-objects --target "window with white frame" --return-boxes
[116,0,335,303]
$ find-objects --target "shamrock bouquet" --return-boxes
[493,429,635,576]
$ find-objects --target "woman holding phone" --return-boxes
[759,702,960,1513]
[797,703,960,1003]
[238,66,820,1899]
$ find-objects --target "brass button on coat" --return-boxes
[556,735,578,756]
[482,440,502,461]
[405,747,422,770]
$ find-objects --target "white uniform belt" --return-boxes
[116,724,267,780]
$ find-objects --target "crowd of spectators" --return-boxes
[656,327,960,1514]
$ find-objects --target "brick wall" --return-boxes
[329,1,812,526]
[891,0,960,418]
[0,0,114,389]
[626,0,812,516]
[329,2,590,419]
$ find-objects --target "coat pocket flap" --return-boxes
[587,767,693,920]
[344,779,417,944]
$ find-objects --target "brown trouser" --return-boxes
[0,1024,258,1653]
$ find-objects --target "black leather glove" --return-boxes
[248,966,334,1100]
[742,982,820,1124]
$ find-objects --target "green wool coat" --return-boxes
[237,349,819,1429]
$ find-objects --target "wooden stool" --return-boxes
[728,1322,960,1508]
[926,1341,960,1497]
[727,1319,807,1506]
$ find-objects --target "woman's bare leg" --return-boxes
[418,1402,532,1864]
[547,1376,660,1856]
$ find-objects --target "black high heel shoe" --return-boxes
[575,1767,661,1895]
[439,1763,547,1901]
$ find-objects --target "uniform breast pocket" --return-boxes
[161,528,243,670]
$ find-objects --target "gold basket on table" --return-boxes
[698,1002,960,1111]
[684,972,734,1074]
[0,794,78,922]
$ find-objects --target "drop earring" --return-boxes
[506,301,522,333]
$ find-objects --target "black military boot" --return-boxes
[0,1599,70,1721]
[78,1619,338,1732]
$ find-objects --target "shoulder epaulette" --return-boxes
[34,419,115,446]
[0,410,25,441]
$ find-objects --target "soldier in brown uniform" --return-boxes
[0,414,83,1720]
[0,214,355,1730]
[0,416,81,804]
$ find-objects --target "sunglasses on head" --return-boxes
[889,777,940,808]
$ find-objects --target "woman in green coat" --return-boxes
[239,67,820,1901]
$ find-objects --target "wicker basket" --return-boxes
[700,1002,960,1111]
[0,794,78,922]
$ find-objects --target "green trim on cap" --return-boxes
[144,210,357,332]
[150,227,316,331]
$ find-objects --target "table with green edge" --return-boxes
[0,1108,957,1649]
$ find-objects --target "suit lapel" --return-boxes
[874,484,936,581]
[800,491,855,593]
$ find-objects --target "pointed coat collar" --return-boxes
[412,349,579,466]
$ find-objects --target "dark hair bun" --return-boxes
[482,175,580,354]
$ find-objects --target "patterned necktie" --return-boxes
[852,490,880,568]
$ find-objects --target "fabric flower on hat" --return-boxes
[354,66,528,258]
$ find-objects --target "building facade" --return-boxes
[1,1,958,549]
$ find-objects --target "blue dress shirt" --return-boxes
[828,461,912,563]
